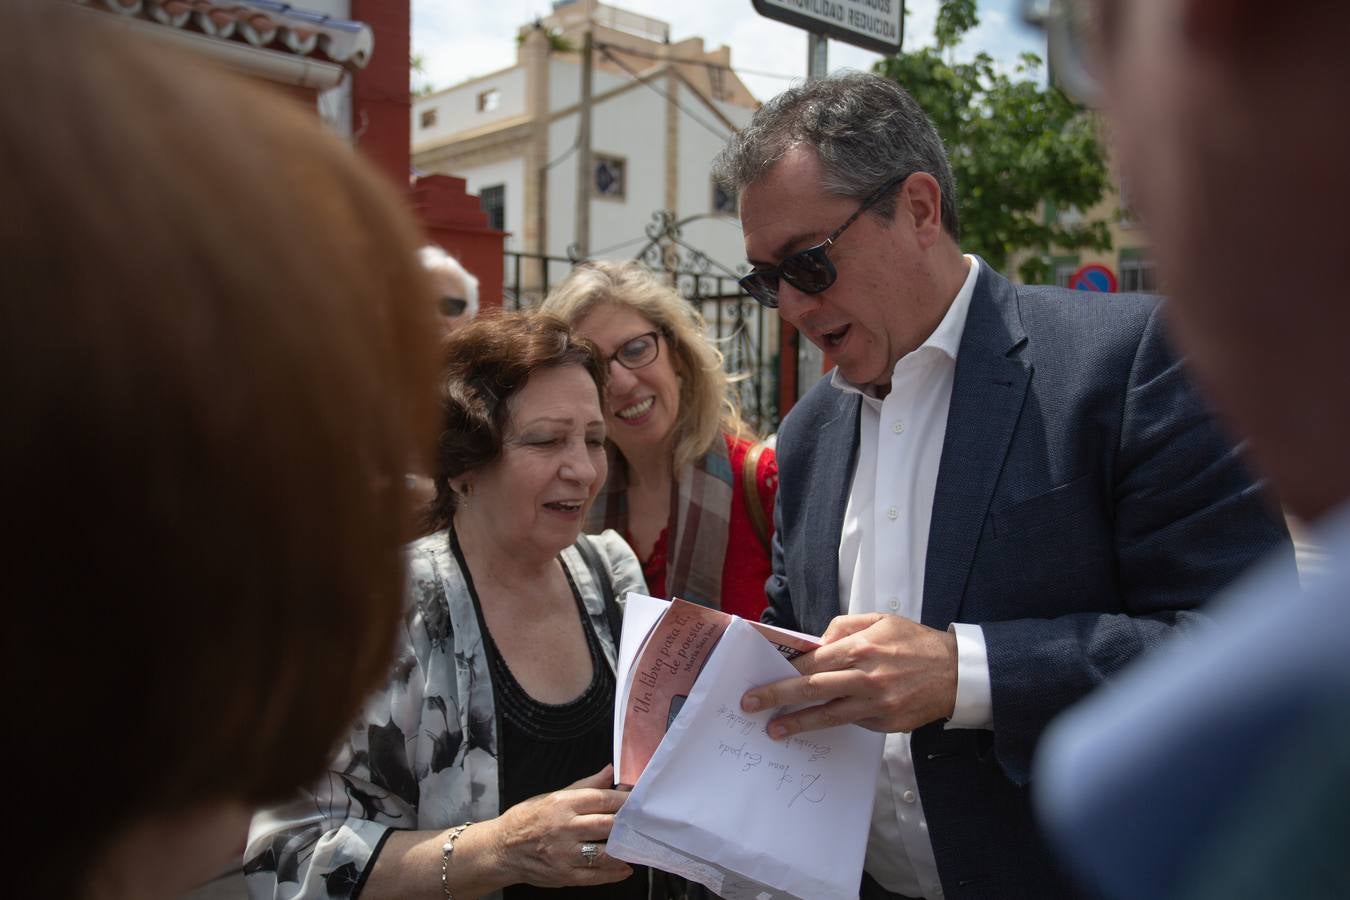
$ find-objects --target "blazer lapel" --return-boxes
[802,388,860,635]
[922,262,1030,629]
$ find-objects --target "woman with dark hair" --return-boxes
[248,312,651,899]
[1,2,440,898]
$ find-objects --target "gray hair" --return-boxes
[418,245,480,319]
[712,71,959,240]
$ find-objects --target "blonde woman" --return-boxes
[541,261,776,619]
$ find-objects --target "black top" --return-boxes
[452,531,648,899]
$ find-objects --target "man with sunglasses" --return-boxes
[714,71,1291,899]
[1024,2,1350,897]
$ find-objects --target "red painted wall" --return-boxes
[351,2,503,306]
[350,0,410,188]
[412,174,506,310]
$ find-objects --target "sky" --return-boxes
[412,0,1048,104]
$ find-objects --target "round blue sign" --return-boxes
[1069,264,1118,293]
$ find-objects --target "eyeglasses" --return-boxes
[1019,0,1106,106]
[603,330,662,371]
[439,295,468,317]
[738,173,912,309]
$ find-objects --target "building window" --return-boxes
[594,154,626,200]
[1120,252,1158,293]
[479,184,505,232]
[1052,256,1080,288]
[712,180,737,216]
[419,107,437,129]
[1118,176,1139,228]
[477,88,500,113]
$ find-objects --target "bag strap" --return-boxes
[741,441,771,555]
[576,533,623,646]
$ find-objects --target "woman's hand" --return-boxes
[488,764,633,888]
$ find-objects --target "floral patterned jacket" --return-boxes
[244,529,646,900]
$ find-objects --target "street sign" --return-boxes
[751,0,904,56]
[1069,263,1118,293]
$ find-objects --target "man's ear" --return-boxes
[901,172,945,250]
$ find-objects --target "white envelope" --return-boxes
[609,617,885,900]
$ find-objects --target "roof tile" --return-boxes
[78,0,373,70]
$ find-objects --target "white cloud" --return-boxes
[411,0,1045,102]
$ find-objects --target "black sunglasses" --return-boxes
[738,173,912,309]
[439,295,468,317]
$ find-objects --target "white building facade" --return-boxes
[411,0,760,304]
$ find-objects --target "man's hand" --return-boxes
[741,614,959,738]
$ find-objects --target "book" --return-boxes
[608,594,885,900]
[614,596,820,787]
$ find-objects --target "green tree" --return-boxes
[410,52,434,98]
[875,0,1111,282]
[515,25,575,53]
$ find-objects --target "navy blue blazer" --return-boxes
[764,262,1293,898]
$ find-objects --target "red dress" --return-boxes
[633,433,778,621]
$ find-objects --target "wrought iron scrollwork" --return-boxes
[634,210,741,283]
[643,209,677,243]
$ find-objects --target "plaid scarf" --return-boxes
[584,435,733,609]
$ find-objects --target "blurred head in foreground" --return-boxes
[1082,0,1350,519]
[0,3,439,897]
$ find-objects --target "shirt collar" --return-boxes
[831,255,981,398]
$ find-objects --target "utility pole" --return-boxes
[574,29,594,259]
[807,32,827,80]
[522,23,549,301]
[798,32,828,399]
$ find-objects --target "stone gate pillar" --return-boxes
[411,174,506,310]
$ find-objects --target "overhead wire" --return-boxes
[593,40,802,83]
[543,138,578,170]
[597,45,733,141]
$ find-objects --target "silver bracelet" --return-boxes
[440,822,473,900]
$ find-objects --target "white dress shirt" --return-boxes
[835,256,992,899]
